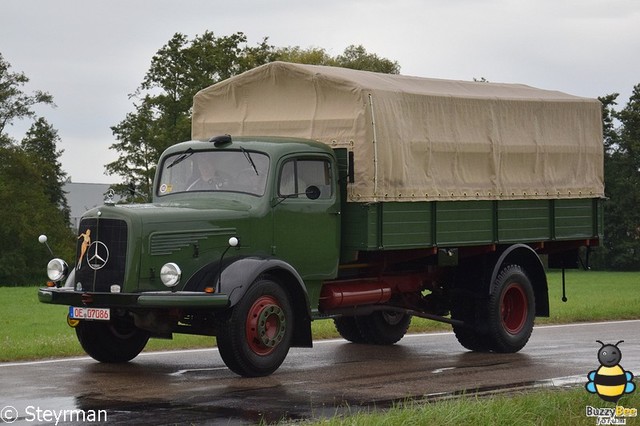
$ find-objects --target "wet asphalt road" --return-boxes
[1,320,639,425]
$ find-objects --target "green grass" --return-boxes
[307,387,640,426]
[541,270,640,324]
[0,270,638,362]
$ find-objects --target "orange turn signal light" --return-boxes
[204,287,215,293]
[46,281,56,287]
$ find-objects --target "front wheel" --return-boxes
[487,264,535,353]
[75,319,149,363]
[217,278,293,377]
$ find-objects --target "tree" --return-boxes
[0,53,74,285]
[597,87,640,270]
[274,46,336,66]
[272,44,401,74]
[335,45,400,74]
[0,52,54,137]
[106,100,160,202]
[21,117,70,223]
[0,145,74,285]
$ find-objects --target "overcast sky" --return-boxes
[2,0,639,183]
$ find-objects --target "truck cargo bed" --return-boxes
[341,198,603,252]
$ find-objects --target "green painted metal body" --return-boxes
[341,198,603,254]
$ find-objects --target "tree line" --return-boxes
[0,52,76,284]
[596,89,640,269]
[0,31,638,284]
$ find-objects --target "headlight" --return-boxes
[160,263,181,287]
[47,258,69,282]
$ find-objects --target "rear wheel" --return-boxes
[333,316,366,343]
[451,295,492,352]
[217,278,293,377]
[75,319,149,363]
[451,267,492,352]
[355,311,411,345]
[487,264,535,352]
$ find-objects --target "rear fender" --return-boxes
[489,244,549,317]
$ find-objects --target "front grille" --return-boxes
[75,218,128,292]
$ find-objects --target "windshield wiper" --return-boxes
[240,146,259,176]
[167,148,194,169]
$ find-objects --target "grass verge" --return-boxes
[307,387,640,426]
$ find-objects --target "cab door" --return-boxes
[272,155,340,280]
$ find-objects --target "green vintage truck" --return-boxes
[39,62,604,377]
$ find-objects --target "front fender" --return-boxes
[217,257,308,310]
[217,256,313,348]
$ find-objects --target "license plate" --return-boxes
[69,306,111,321]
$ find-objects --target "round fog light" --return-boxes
[160,263,181,287]
[47,258,69,282]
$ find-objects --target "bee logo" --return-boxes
[586,340,635,403]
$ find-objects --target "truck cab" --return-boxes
[40,136,341,377]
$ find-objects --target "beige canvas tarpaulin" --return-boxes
[192,62,604,202]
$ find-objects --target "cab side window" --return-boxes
[278,159,333,199]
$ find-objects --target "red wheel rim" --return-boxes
[245,295,286,355]
[500,283,527,335]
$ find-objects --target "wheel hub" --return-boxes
[246,296,286,355]
[501,283,527,335]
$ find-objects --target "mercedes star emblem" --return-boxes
[87,241,110,270]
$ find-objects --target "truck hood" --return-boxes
[84,198,253,224]
[75,198,257,294]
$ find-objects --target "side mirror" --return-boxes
[305,185,321,200]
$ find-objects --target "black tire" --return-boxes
[333,316,366,343]
[217,278,293,377]
[355,311,411,345]
[75,319,149,363]
[451,307,492,352]
[486,264,535,353]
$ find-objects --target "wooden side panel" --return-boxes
[436,201,494,245]
[382,202,433,247]
[340,198,601,253]
[554,199,595,239]
[497,200,551,242]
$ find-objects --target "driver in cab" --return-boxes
[187,157,224,191]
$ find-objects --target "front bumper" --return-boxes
[38,287,230,309]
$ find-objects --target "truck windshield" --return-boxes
[157,150,270,196]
